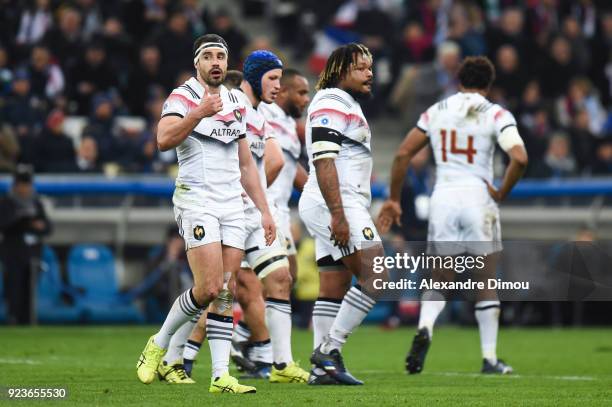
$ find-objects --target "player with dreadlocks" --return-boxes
[299,43,387,385]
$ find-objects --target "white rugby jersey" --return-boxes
[161,77,247,209]
[302,88,372,209]
[258,102,301,212]
[234,91,274,212]
[417,92,518,188]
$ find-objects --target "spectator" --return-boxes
[123,44,168,116]
[0,123,19,172]
[0,46,12,97]
[523,106,554,165]
[493,44,528,110]
[115,121,155,173]
[0,164,52,325]
[143,0,170,36]
[152,11,193,81]
[82,93,116,164]
[538,35,581,98]
[211,8,248,69]
[98,17,135,79]
[400,146,432,241]
[589,12,612,106]
[144,226,191,312]
[26,45,64,100]
[15,0,53,49]
[569,108,597,174]
[75,0,104,41]
[393,20,434,68]
[42,7,83,71]
[144,87,175,173]
[532,133,577,178]
[556,77,607,135]
[487,7,530,61]
[390,41,461,129]
[593,141,612,174]
[3,69,46,164]
[35,109,77,173]
[181,0,209,37]
[562,15,590,72]
[76,136,101,173]
[69,41,118,115]
[447,2,486,57]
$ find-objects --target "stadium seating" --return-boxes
[37,245,85,323]
[67,244,144,323]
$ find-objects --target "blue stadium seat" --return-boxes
[67,244,143,323]
[37,246,85,324]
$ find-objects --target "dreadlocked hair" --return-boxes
[316,43,372,91]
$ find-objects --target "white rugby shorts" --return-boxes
[240,206,289,279]
[427,185,501,255]
[299,195,380,261]
[174,204,246,250]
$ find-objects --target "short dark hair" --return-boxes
[224,70,243,89]
[316,43,372,90]
[280,68,303,87]
[458,56,496,90]
[193,34,228,56]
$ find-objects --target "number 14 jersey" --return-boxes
[417,92,517,188]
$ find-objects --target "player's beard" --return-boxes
[287,103,302,119]
[201,68,226,88]
[347,87,373,101]
[347,79,373,101]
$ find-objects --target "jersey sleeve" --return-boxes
[492,107,517,136]
[263,119,276,140]
[416,104,435,135]
[308,98,351,161]
[161,90,194,118]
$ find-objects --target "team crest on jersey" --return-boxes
[233,109,243,123]
[193,225,205,241]
[362,227,374,240]
[216,119,235,127]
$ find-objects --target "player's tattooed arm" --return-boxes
[314,157,349,246]
[378,127,429,234]
[238,138,276,245]
[157,93,222,151]
[264,138,285,186]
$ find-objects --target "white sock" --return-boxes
[206,312,233,378]
[183,339,202,361]
[417,290,446,337]
[322,286,375,353]
[475,300,500,364]
[248,339,273,364]
[232,320,251,343]
[312,298,341,349]
[154,289,203,349]
[163,309,201,364]
[265,298,293,365]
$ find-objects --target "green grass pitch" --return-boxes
[1,325,611,406]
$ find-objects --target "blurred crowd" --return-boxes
[0,0,256,175]
[0,0,611,178]
[278,0,612,177]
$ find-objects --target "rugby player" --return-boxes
[378,56,528,375]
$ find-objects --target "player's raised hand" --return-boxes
[377,199,402,234]
[330,212,350,247]
[192,93,223,119]
[261,211,276,246]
